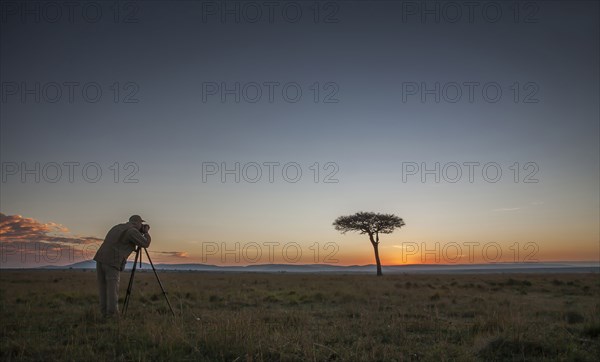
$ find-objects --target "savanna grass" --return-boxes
[1,271,599,361]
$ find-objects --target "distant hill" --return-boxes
[31,261,600,274]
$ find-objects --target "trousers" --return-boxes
[96,261,121,316]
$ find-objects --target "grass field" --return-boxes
[1,270,599,361]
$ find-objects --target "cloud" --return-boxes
[0,212,102,247]
[491,208,521,212]
[149,251,189,258]
[1,212,105,267]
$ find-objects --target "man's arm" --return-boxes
[129,229,151,248]
[142,232,151,247]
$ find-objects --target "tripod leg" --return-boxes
[144,248,176,316]
[122,247,140,316]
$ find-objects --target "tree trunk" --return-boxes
[373,243,383,276]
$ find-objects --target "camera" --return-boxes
[140,224,150,233]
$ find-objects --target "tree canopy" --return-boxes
[333,212,405,238]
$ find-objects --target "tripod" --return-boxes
[123,246,175,316]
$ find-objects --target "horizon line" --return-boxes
[2,259,599,270]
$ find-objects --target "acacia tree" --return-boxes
[333,212,405,276]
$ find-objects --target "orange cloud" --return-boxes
[149,251,190,259]
[0,212,101,247]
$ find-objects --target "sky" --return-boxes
[1,0,598,268]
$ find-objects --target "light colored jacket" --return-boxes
[94,222,150,271]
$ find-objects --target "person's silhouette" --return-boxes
[93,215,151,318]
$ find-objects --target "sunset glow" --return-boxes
[1,1,598,269]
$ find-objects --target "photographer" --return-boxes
[94,215,151,318]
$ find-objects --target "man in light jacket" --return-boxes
[94,215,151,317]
